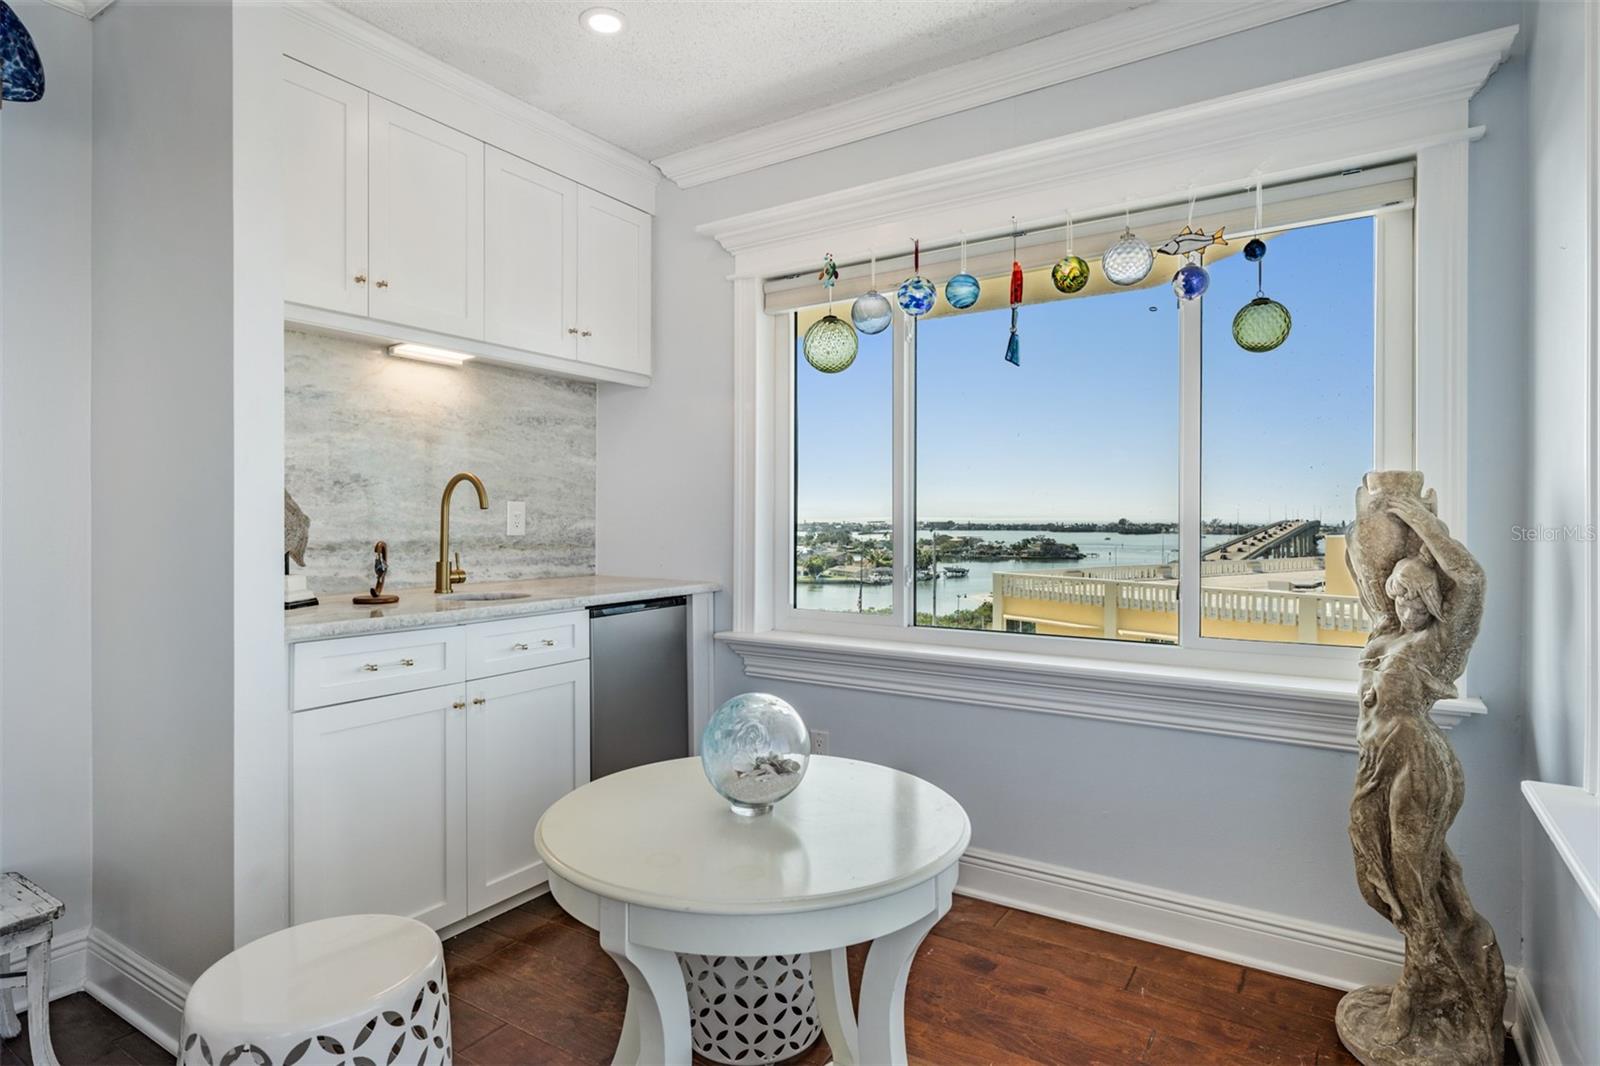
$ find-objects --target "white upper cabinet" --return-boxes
[282,60,368,316]
[484,147,579,358]
[576,187,652,377]
[368,97,485,339]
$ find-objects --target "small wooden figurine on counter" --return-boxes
[352,541,400,605]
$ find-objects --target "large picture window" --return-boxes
[773,165,1415,665]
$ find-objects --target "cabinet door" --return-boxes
[368,96,484,338]
[293,687,468,930]
[576,187,652,377]
[282,59,368,315]
[466,660,590,914]
[484,147,579,358]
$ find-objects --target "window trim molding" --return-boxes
[719,630,1487,753]
[714,29,1514,747]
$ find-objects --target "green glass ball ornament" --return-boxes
[803,313,858,373]
[1231,296,1292,353]
[1051,255,1090,294]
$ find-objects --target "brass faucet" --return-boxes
[435,472,489,593]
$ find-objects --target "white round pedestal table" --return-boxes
[535,756,971,1066]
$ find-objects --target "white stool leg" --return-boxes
[857,868,955,1066]
[614,986,642,1066]
[25,933,59,1066]
[0,966,21,1040]
[810,947,858,1066]
[599,899,689,1066]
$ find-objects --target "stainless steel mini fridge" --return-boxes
[588,597,689,779]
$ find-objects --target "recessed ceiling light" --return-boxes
[581,7,624,34]
[388,342,473,367]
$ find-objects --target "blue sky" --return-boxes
[795,217,1375,526]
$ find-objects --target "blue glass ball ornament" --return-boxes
[1244,238,1267,262]
[701,693,811,816]
[1172,261,1210,301]
[851,290,893,335]
[1232,296,1293,352]
[803,314,858,373]
[1102,230,1154,286]
[897,275,937,316]
[1,1,46,103]
[1051,256,1090,294]
[944,272,981,310]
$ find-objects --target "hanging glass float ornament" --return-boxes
[944,233,981,310]
[897,239,936,316]
[1004,220,1023,366]
[803,254,858,373]
[851,254,893,335]
[1157,191,1223,302]
[1103,206,1154,286]
[0,1,46,104]
[1231,180,1292,353]
[1051,209,1090,294]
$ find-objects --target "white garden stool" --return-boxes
[180,914,451,1066]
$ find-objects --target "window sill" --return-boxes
[717,629,1488,753]
[1522,780,1600,917]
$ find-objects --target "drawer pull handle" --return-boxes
[472,696,487,706]
[512,642,529,651]
[361,658,416,672]
[542,639,557,647]
[452,700,466,710]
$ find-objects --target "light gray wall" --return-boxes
[0,0,94,955]
[91,0,235,982]
[1519,2,1599,1062]
[285,330,596,595]
[600,0,1529,959]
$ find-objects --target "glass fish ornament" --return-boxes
[803,253,859,373]
[1004,222,1022,366]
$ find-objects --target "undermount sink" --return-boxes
[439,591,533,602]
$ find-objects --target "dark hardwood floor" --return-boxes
[5,895,1521,1065]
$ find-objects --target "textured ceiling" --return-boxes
[329,0,1149,160]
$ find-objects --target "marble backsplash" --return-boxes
[286,329,596,595]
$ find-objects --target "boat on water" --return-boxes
[942,566,969,577]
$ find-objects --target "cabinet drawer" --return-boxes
[466,611,588,679]
[293,628,466,710]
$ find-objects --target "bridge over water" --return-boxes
[1201,519,1320,562]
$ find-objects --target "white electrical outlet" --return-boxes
[506,501,527,535]
[811,729,829,755]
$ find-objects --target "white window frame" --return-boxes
[710,28,1514,750]
[776,205,1414,678]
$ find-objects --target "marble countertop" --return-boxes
[285,575,718,643]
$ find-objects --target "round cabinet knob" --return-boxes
[567,327,580,335]
[580,330,592,337]
[471,696,487,706]
[452,700,466,710]
[375,280,389,289]
[354,274,367,284]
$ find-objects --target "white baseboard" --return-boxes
[85,928,189,1054]
[1513,972,1562,1066]
[4,924,89,1012]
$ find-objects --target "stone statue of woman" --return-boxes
[1338,471,1503,1066]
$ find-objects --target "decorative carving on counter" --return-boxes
[284,491,310,567]
[352,541,400,605]
[1337,471,1504,1066]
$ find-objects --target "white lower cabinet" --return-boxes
[290,619,592,931]
[466,660,590,914]
[292,685,469,929]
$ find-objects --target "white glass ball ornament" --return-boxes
[851,290,893,335]
[1102,229,1155,286]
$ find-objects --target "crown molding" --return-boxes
[281,0,659,213]
[654,0,1348,188]
[36,0,114,19]
[698,25,1516,279]
[719,630,1487,753]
